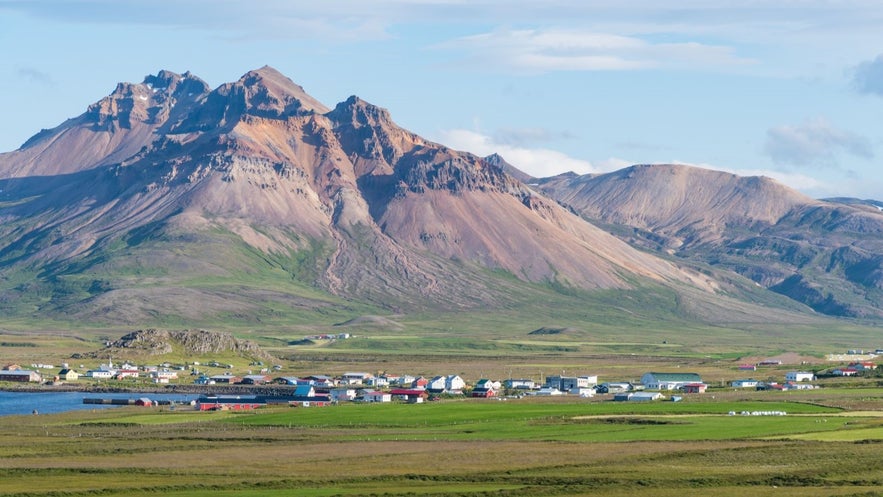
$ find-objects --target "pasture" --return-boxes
[3,394,883,496]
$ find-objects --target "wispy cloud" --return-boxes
[763,118,873,168]
[851,54,883,96]
[491,127,576,146]
[434,128,629,177]
[16,66,53,85]
[437,28,754,73]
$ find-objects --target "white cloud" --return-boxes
[434,128,630,177]
[438,28,753,73]
[852,54,883,96]
[763,118,873,167]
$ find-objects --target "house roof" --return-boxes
[644,372,702,382]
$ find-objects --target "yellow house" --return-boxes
[58,368,80,381]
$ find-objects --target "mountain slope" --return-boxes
[0,68,832,326]
[537,164,883,318]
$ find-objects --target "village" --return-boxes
[2,348,882,411]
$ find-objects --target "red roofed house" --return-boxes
[681,383,708,394]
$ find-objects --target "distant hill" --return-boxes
[537,164,883,318]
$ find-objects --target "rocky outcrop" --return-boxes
[102,329,272,359]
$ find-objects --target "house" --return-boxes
[330,387,357,402]
[848,361,876,371]
[475,379,502,390]
[209,373,240,384]
[782,381,816,390]
[115,369,140,380]
[58,368,79,381]
[239,374,271,385]
[785,371,815,382]
[0,369,42,382]
[471,387,496,398]
[445,375,466,393]
[294,384,317,397]
[362,391,392,403]
[641,372,703,391]
[87,369,114,379]
[738,364,758,371]
[134,398,153,407]
[504,378,536,390]
[365,376,389,388]
[544,375,598,393]
[832,368,859,377]
[731,379,760,388]
[597,382,634,394]
[2,364,22,371]
[472,379,499,398]
[381,374,401,385]
[273,376,300,385]
[151,370,178,382]
[756,382,784,391]
[411,376,429,388]
[681,383,708,394]
[426,375,447,392]
[340,372,373,385]
[389,388,428,403]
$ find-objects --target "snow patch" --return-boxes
[138,95,148,101]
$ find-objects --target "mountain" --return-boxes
[0,67,837,327]
[537,164,883,318]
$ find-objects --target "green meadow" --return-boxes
[3,395,883,496]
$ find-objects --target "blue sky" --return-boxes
[1,0,882,199]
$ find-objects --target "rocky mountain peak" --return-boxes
[233,65,330,117]
[328,95,394,128]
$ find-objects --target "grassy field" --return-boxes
[3,393,883,496]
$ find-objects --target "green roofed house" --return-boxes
[641,372,703,391]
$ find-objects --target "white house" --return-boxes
[641,372,703,390]
[544,375,598,393]
[731,379,760,388]
[341,372,373,385]
[365,376,389,388]
[785,371,815,382]
[330,388,357,402]
[504,379,536,390]
[86,369,114,379]
[445,375,466,393]
[427,375,447,391]
[362,391,392,403]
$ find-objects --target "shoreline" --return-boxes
[0,382,301,396]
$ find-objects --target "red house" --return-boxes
[389,388,428,403]
[681,383,708,394]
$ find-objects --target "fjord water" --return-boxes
[0,391,196,416]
